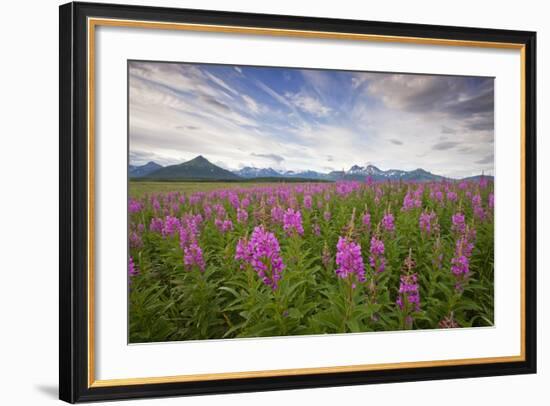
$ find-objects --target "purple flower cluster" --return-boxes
[381,212,395,232]
[283,208,304,236]
[335,237,366,284]
[129,199,143,214]
[128,256,138,278]
[451,255,469,277]
[369,236,386,274]
[162,216,181,237]
[451,212,466,234]
[402,192,421,211]
[419,211,437,235]
[270,205,284,224]
[451,226,476,290]
[396,273,420,312]
[129,231,143,249]
[215,218,233,233]
[237,207,248,223]
[446,191,458,202]
[303,195,312,210]
[149,217,163,234]
[234,226,285,290]
[184,240,206,272]
[362,211,371,230]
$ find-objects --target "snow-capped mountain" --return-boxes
[233,163,451,182]
[233,167,284,178]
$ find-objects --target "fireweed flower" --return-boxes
[184,240,206,272]
[313,223,321,236]
[240,197,251,209]
[149,217,163,234]
[181,213,202,239]
[229,193,240,209]
[234,237,252,269]
[472,194,482,207]
[451,226,476,290]
[488,193,495,209]
[214,203,226,218]
[401,192,421,211]
[382,212,395,233]
[236,226,285,290]
[179,226,190,250]
[162,216,181,237]
[419,211,437,235]
[129,231,143,249]
[203,204,212,219]
[396,273,420,312]
[335,237,366,284]
[215,218,233,233]
[479,176,489,189]
[128,256,138,278]
[362,210,371,230]
[152,198,161,212]
[447,191,458,202]
[473,204,485,220]
[369,236,386,274]
[237,207,248,223]
[451,254,469,276]
[303,195,312,210]
[283,208,304,236]
[451,212,466,234]
[270,205,284,224]
[128,199,143,214]
[323,209,331,222]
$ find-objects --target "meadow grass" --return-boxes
[129,180,313,198]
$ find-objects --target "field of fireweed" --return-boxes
[128,178,494,342]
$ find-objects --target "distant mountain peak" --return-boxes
[144,155,240,180]
[189,155,209,163]
[129,161,163,178]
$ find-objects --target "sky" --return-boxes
[129,61,494,178]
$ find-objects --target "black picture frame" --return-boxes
[59,1,537,403]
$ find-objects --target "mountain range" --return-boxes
[129,155,492,182]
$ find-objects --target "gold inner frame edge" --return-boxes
[86,17,527,388]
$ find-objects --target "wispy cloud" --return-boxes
[432,141,460,151]
[250,153,285,164]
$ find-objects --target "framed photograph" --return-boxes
[59,1,536,403]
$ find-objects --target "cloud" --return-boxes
[432,141,460,150]
[441,126,456,134]
[242,94,260,114]
[475,154,494,164]
[390,139,403,145]
[250,152,285,164]
[286,91,332,117]
[204,71,239,96]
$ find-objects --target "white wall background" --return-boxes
[0,0,545,405]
